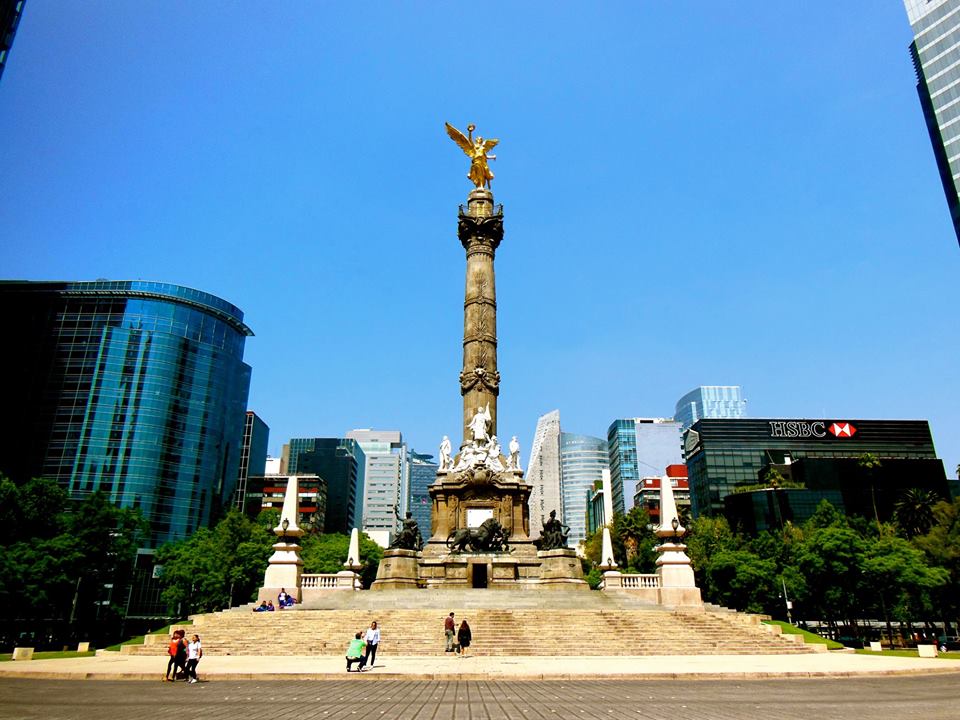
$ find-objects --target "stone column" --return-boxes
[458,188,503,443]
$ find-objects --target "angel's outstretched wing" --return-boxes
[482,138,499,152]
[445,122,474,157]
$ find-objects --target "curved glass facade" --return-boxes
[0,280,253,546]
[559,432,609,548]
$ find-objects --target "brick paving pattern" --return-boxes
[0,676,956,720]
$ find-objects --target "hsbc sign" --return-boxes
[768,421,858,439]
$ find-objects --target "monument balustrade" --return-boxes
[301,573,359,590]
[620,574,660,590]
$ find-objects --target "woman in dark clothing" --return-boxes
[457,619,472,658]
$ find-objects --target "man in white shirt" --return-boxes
[364,621,380,669]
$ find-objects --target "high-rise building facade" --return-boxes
[0,0,26,82]
[0,280,253,546]
[233,411,269,511]
[685,418,948,518]
[559,432,608,548]
[904,0,960,246]
[243,474,327,532]
[674,385,747,431]
[408,450,437,538]
[607,418,683,515]
[527,410,562,537]
[345,429,408,539]
[633,464,690,523]
[286,437,364,534]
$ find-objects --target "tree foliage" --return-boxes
[0,475,147,647]
[300,532,384,588]
[155,510,274,615]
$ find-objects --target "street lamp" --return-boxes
[781,577,793,625]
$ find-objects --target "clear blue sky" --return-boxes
[1,2,957,478]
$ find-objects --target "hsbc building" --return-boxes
[684,418,950,524]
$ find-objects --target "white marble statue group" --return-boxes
[438,404,521,473]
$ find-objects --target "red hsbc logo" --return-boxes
[828,422,857,438]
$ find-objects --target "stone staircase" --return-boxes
[124,589,818,657]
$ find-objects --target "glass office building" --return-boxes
[408,450,438,537]
[286,437,365,534]
[685,418,948,519]
[559,432,608,548]
[607,419,638,516]
[233,411,269,511]
[0,280,253,546]
[904,0,960,246]
[674,386,747,432]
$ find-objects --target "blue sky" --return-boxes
[1,1,957,478]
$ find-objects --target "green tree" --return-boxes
[862,534,948,643]
[894,488,940,538]
[155,510,273,615]
[686,515,737,600]
[0,485,146,646]
[858,452,883,533]
[913,498,960,629]
[615,507,657,572]
[300,532,384,588]
[703,548,778,613]
[795,522,866,632]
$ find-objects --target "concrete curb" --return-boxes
[3,667,960,682]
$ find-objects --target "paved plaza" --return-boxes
[1,675,958,720]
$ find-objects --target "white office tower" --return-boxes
[345,429,408,543]
[527,410,562,539]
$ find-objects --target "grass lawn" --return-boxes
[854,648,960,659]
[0,650,96,662]
[762,620,844,650]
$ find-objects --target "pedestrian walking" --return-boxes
[163,629,183,681]
[185,634,202,683]
[364,621,380,669]
[175,630,189,680]
[345,632,367,672]
[457,619,472,658]
[444,612,456,652]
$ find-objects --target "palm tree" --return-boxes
[858,453,882,533]
[894,488,939,538]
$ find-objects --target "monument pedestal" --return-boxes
[656,541,702,608]
[538,548,588,590]
[258,539,303,603]
[371,549,421,590]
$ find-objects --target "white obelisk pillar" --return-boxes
[655,474,701,607]
[259,475,304,602]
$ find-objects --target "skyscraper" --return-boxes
[559,432,608,548]
[345,429,408,541]
[607,418,684,515]
[527,410,562,537]
[286,437,364,533]
[904,0,960,246]
[0,280,253,546]
[407,450,438,539]
[0,0,26,83]
[674,386,747,431]
[233,411,269,511]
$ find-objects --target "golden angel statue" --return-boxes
[445,122,499,189]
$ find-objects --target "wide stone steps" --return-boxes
[124,604,815,657]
